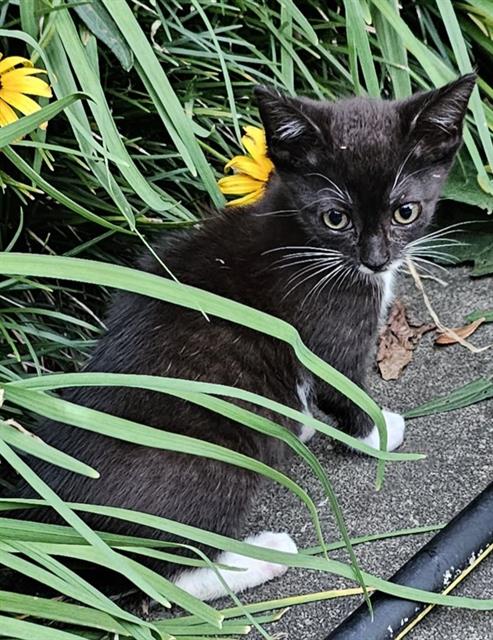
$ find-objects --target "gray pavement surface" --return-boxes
[224,266,492,640]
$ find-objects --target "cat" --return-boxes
[9,74,475,603]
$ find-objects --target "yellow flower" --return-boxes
[218,125,274,207]
[0,53,52,128]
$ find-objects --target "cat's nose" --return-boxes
[361,257,389,272]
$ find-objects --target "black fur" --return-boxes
[7,76,474,591]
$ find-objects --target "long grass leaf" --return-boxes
[7,372,421,461]
[372,0,411,97]
[436,0,493,193]
[343,0,380,96]
[0,420,99,478]
[0,590,129,635]
[100,0,224,208]
[0,252,396,486]
[0,614,87,640]
[0,94,86,149]
[0,440,173,615]
[8,499,493,611]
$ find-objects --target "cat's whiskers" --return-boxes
[285,262,343,291]
[405,221,474,249]
[263,244,342,256]
[404,222,471,268]
[408,240,466,250]
[406,247,459,263]
[253,209,299,218]
[390,165,433,192]
[281,258,345,300]
[402,258,447,281]
[305,172,352,202]
[301,262,348,307]
[269,251,343,268]
[402,255,449,273]
[276,258,344,277]
[316,187,351,207]
[285,257,344,283]
[273,255,341,269]
[390,140,422,193]
[323,263,356,300]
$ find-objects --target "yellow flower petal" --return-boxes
[218,174,265,195]
[0,89,42,116]
[1,74,52,98]
[1,67,49,78]
[0,55,33,74]
[242,125,268,161]
[225,155,272,182]
[0,97,19,126]
[225,187,266,207]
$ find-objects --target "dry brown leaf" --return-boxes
[377,300,435,380]
[435,317,485,345]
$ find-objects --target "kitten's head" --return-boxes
[255,76,475,275]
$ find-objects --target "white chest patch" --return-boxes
[296,379,316,443]
[379,269,396,322]
[296,380,312,415]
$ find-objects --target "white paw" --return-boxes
[299,423,316,443]
[244,531,298,579]
[359,410,405,452]
[173,531,297,601]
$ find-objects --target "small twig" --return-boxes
[406,258,490,354]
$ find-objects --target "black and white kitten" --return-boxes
[14,75,475,601]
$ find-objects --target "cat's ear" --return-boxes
[254,85,324,169]
[399,73,476,161]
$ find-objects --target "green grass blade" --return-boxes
[344,0,380,96]
[404,377,493,418]
[0,420,99,478]
[282,0,318,45]
[0,615,88,640]
[0,252,391,485]
[0,94,86,149]
[42,30,136,222]
[3,385,325,557]
[0,591,130,635]
[53,8,171,217]
[0,440,172,614]
[436,0,493,193]
[8,372,421,461]
[2,147,132,234]
[190,0,242,144]
[0,546,147,632]
[100,0,224,208]
[372,0,411,97]
[74,1,134,71]
[280,1,295,93]
[9,499,493,611]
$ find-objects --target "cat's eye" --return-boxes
[393,202,422,225]
[322,209,351,230]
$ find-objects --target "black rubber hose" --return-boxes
[325,480,493,640]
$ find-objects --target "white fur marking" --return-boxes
[173,532,297,601]
[296,380,316,443]
[379,269,395,318]
[359,410,405,452]
[358,263,398,323]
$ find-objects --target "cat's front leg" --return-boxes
[359,409,405,452]
[318,391,405,452]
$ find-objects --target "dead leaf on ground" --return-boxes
[435,317,485,345]
[377,300,435,380]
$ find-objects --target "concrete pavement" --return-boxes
[240,266,493,640]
